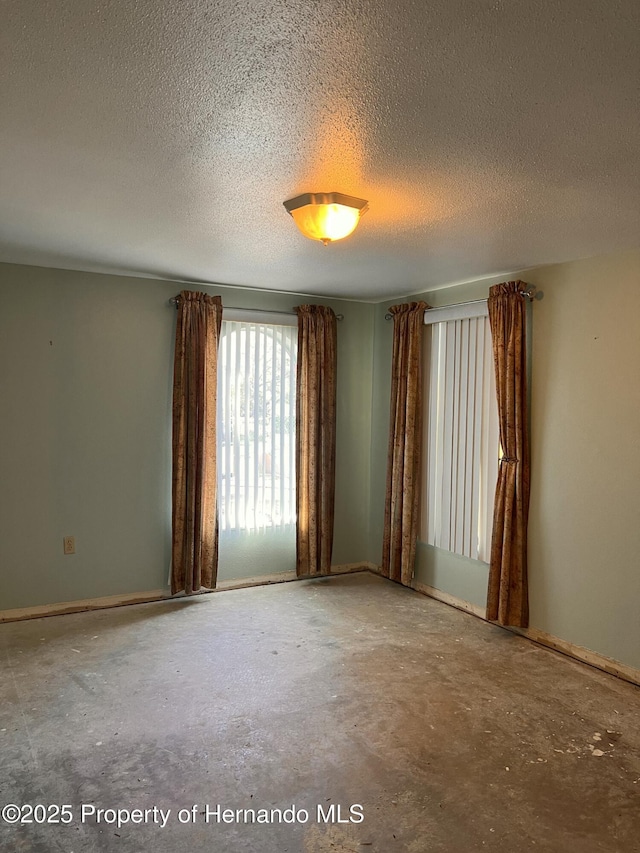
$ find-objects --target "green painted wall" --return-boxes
[525,251,640,671]
[0,263,373,609]
[3,249,639,673]
[369,250,640,670]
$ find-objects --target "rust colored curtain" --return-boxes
[171,290,222,595]
[487,281,530,627]
[295,305,337,576]
[382,302,429,585]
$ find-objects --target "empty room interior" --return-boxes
[1,2,639,852]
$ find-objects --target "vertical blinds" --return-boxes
[422,312,499,562]
[217,320,297,532]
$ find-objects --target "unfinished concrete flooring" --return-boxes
[1,572,639,852]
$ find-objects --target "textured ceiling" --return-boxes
[1,0,638,300]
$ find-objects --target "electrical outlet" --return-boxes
[63,536,75,555]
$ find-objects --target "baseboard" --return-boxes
[0,590,166,623]
[409,582,640,689]
[216,571,296,591]
[219,562,372,591]
[0,563,374,624]
[509,626,640,689]
[411,581,486,619]
[9,568,634,689]
[331,562,376,574]
[294,562,374,581]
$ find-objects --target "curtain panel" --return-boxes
[382,301,429,585]
[171,290,223,595]
[294,304,338,576]
[487,281,531,627]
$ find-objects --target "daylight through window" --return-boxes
[218,319,297,532]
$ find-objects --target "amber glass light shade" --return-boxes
[283,192,368,245]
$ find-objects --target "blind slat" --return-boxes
[470,318,483,557]
[455,319,469,556]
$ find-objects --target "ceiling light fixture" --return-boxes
[283,192,369,246]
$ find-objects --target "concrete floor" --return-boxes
[1,572,639,853]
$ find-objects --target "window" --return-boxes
[216,310,298,580]
[421,302,500,563]
[218,313,297,532]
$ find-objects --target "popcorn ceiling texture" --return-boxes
[0,0,638,298]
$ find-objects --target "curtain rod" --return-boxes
[169,298,344,321]
[384,286,537,320]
